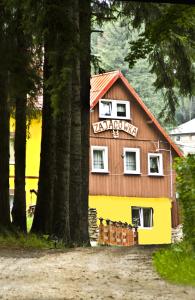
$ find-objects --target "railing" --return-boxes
[98,218,138,246]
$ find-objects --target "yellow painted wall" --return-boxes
[9,118,41,206]
[89,195,172,245]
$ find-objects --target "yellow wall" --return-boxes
[89,195,172,245]
[9,118,41,206]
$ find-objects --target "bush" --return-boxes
[175,155,195,249]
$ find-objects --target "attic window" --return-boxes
[117,103,126,117]
[99,99,130,120]
[101,101,112,116]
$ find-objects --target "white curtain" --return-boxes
[93,150,104,169]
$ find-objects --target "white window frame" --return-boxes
[99,99,130,120]
[9,133,15,165]
[131,207,153,228]
[91,145,108,173]
[124,148,140,174]
[148,153,163,176]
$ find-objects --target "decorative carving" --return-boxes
[112,129,119,138]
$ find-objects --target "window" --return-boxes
[99,99,130,119]
[91,146,108,173]
[132,207,153,228]
[148,153,163,176]
[10,133,15,164]
[124,148,140,174]
[117,103,126,117]
[175,135,180,141]
[100,101,112,116]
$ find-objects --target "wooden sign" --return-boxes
[92,119,138,137]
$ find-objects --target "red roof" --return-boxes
[90,70,183,157]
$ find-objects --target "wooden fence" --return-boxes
[98,218,138,246]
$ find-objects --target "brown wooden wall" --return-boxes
[89,79,177,199]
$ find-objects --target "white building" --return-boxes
[170,118,195,155]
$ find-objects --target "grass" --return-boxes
[153,242,195,286]
[0,217,55,250]
[0,232,55,249]
[0,216,68,250]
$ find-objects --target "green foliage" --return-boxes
[120,3,195,119]
[175,155,195,249]
[153,242,195,286]
[0,0,43,120]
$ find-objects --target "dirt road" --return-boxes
[0,246,194,300]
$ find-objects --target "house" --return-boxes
[169,118,195,155]
[89,70,182,245]
[9,70,182,245]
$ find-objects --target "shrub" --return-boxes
[175,155,195,249]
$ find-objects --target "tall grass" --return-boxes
[0,232,54,249]
[153,242,195,286]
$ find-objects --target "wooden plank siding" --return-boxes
[89,79,177,199]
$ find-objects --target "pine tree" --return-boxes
[79,0,91,245]
[11,6,28,232]
[0,2,11,230]
[31,1,56,235]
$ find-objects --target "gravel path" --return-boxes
[0,246,195,300]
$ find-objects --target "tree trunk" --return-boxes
[11,7,29,232]
[0,5,11,230]
[79,0,91,244]
[69,0,82,244]
[31,44,55,235]
[0,73,11,230]
[52,0,74,243]
[12,95,27,232]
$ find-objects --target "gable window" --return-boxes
[124,148,140,174]
[91,146,108,173]
[10,133,15,165]
[148,153,163,176]
[100,101,112,116]
[99,99,130,120]
[132,207,153,228]
[117,103,126,117]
